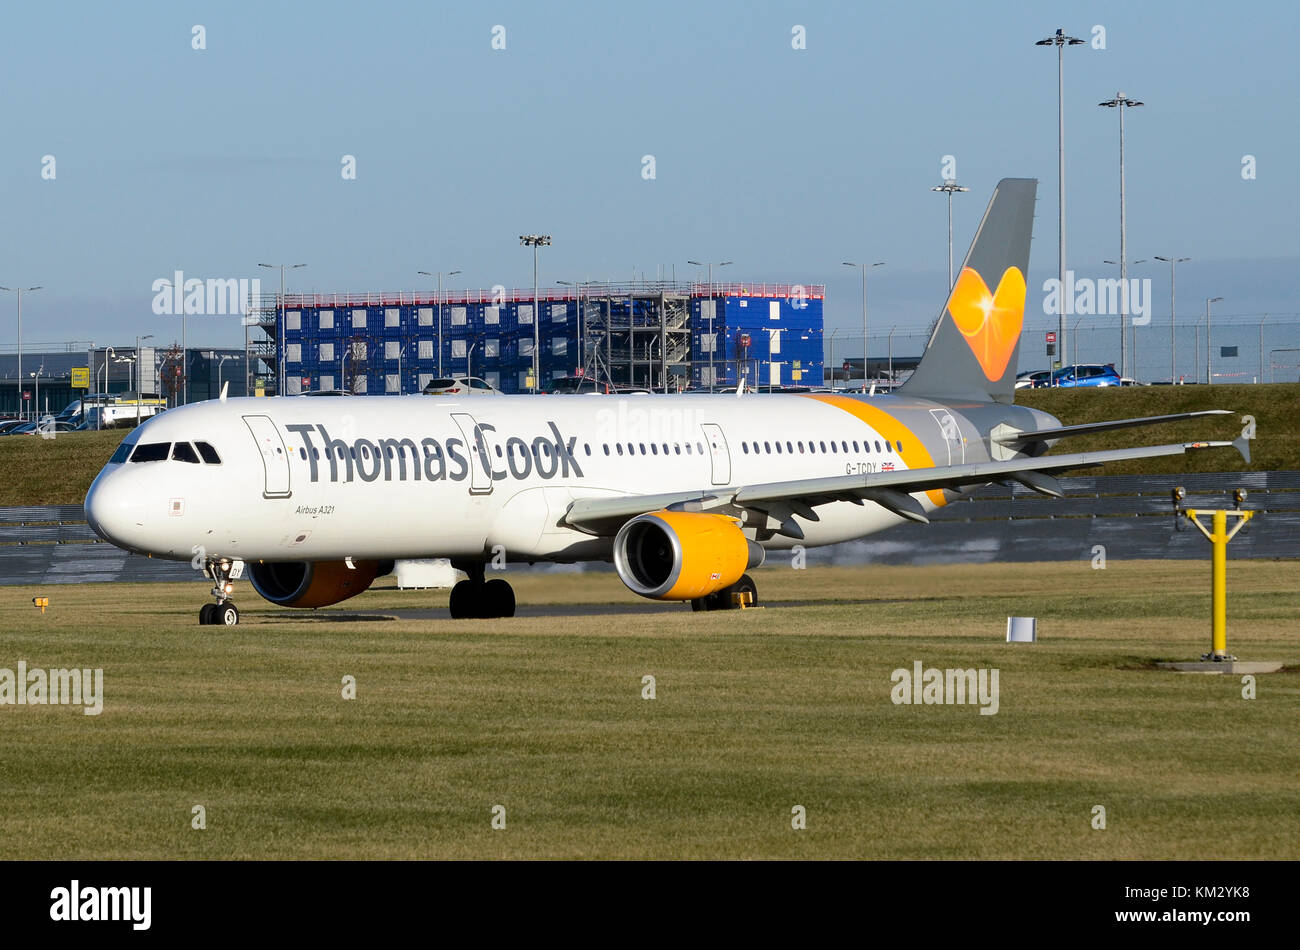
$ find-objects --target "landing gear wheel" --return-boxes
[199,604,217,625]
[449,580,475,620]
[730,573,758,608]
[216,603,239,626]
[691,598,708,612]
[482,578,516,618]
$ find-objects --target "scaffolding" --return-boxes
[579,282,691,391]
[244,295,279,395]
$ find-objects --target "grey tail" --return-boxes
[898,177,1037,405]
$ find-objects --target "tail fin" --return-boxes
[898,177,1037,404]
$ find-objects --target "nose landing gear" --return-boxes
[200,558,241,626]
[448,561,517,619]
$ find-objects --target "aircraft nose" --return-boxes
[84,469,145,549]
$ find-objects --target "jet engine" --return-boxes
[613,511,764,601]
[248,559,393,608]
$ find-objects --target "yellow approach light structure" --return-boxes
[1174,486,1256,661]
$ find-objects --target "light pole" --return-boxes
[828,328,839,391]
[688,260,732,391]
[258,263,307,397]
[135,334,153,425]
[1154,256,1189,383]
[1205,296,1223,385]
[209,351,234,397]
[842,261,884,391]
[1259,314,1268,384]
[0,285,41,420]
[31,367,43,420]
[98,347,115,429]
[557,280,589,381]
[520,236,551,392]
[1099,92,1144,378]
[931,180,970,289]
[1036,28,1086,368]
[1105,257,1146,379]
[417,269,461,378]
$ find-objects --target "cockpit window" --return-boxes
[195,441,222,464]
[108,441,134,464]
[172,442,200,464]
[129,442,171,463]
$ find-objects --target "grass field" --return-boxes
[0,383,1291,506]
[1,561,1297,860]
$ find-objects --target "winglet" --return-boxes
[219,381,229,403]
[1233,436,1252,466]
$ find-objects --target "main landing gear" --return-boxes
[199,558,240,626]
[448,562,516,619]
[690,573,759,612]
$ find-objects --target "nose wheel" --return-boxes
[199,557,241,626]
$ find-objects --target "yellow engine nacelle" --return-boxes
[613,511,764,601]
[248,559,393,608]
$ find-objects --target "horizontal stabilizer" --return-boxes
[994,410,1233,444]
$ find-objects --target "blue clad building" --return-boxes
[261,281,823,395]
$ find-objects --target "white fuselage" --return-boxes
[84,392,1014,566]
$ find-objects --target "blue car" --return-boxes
[1034,364,1122,388]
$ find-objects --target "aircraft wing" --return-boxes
[562,438,1251,538]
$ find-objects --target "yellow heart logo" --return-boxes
[946,266,1026,381]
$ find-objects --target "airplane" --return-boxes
[84,178,1249,624]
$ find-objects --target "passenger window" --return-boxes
[798,442,805,453]
[651,444,658,455]
[820,441,827,453]
[764,442,771,453]
[603,444,610,456]
[853,441,860,452]
[775,442,782,454]
[697,442,704,455]
[195,442,221,464]
[830,442,837,453]
[584,443,591,456]
[875,441,881,453]
[616,444,624,456]
[742,443,749,454]
[896,440,903,452]
[685,443,692,455]
[129,442,170,463]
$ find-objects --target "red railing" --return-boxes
[263,281,826,310]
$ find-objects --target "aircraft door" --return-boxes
[700,423,731,486]
[451,412,495,495]
[928,408,965,466]
[242,414,292,498]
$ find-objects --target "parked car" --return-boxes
[545,375,614,394]
[0,419,29,435]
[421,376,502,396]
[1034,364,1122,388]
[1015,370,1052,389]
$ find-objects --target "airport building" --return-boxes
[0,346,247,419]
[252,281,825,395]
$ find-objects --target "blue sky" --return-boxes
[1,0,1297,351]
